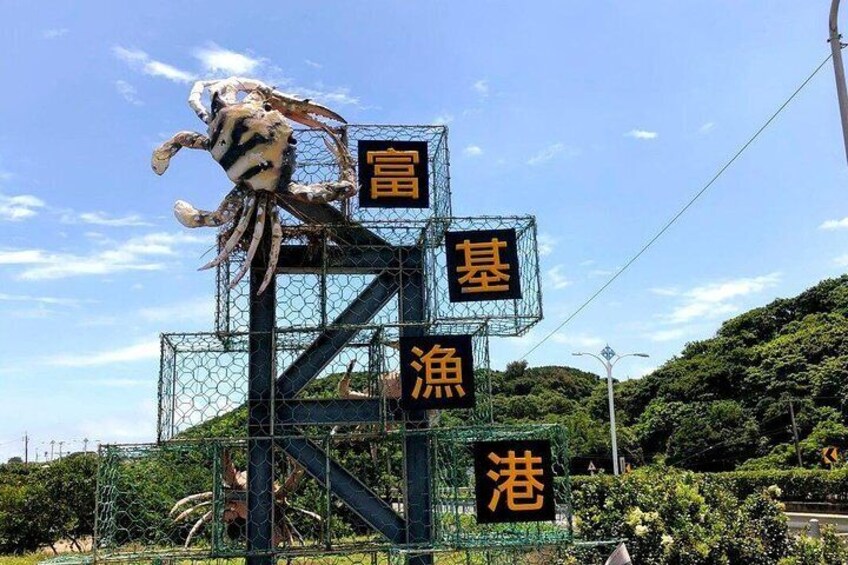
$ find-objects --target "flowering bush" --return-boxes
[571,466,846,564]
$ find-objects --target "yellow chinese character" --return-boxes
[409,344,465,400]
[485,450,545,512]
[455,238,511,294]
[366,149,420,199]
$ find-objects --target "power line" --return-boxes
[521,53,834,361]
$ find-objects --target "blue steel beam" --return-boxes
[275,271,400,398]
[276,399,401,427]
[277,435,406,544]
[277,245,421,275]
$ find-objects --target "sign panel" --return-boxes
[445,229,522,302]
[357,140,429,208]
[399,335,475,411]
[823,446,839,465]
[473,439,555,524]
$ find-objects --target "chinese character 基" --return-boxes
[445,229,522,302]
[358,140,429,208]
[399,335,475,410]
[473,439,555,524]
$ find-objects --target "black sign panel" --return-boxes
[398,335,475,411]
[473,439,555,524]
[358,140,429,208]
[445,229,522,302]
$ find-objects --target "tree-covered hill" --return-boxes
[184,275,848,473]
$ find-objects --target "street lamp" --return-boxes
[573,345,649,476]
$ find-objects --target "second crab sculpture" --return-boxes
[170,449,320,548]
[152,77,357,293]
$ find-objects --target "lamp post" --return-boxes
[573,345,649,476]
[830,0,848,165]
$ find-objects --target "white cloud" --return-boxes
[649,286,680,296]
[820,217,848,230]
[432,113,454,126]
[550,333,605,350]
[304,59,322,69]
[0,231,208,281]
[42,28,68,39]
[138,296,214,325]
[463,145,483,157]
[648,328,689,342]
[662,273,781,324]
[699,122,715,134]
[0,293,83,307]
[295,85,360,107]
[113,46,196,83]
[0,194,45,221]
[527,143,568,166]
[64,211,152,227]
[835,254,848,267]
[625,129,658,140]
[49,338,159,367]
[114,80,143,106]
[194,44,261,75]
[547,265,572,290]
[537,234,557,257]
[472,79,489,97]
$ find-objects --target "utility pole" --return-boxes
[23,432,28,464]
[50,440,55,461]
[830,0,848,164]
[573,345,649,476]
[789,399,803,467]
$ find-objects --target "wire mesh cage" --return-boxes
[214,216,541,338]
[429,425,572,549]
[158,323,491,442]
[95,426,570,563]
[424,217,542,337]
[290,125,450,225]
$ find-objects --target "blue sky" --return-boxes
[2,1,848,460]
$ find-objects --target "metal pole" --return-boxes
[830,0,848,164]
[789,399,803,467]
[50,440,55,461]
[23,433,28,464]
[247,225,275,565]
[605,361,620,476]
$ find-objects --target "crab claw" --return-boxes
[266,90,347,130]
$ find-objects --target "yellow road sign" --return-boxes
[822,446,839,465]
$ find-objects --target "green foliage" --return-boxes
[0,454,96,554]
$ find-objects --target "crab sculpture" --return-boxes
[151,77,357,293]
[170,449,320,548]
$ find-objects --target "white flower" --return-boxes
[635,524,649,537]
[767,484,782,498]
[661,534,674,546]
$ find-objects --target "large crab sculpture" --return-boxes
[170,449,320,548]
[151,77,357,293]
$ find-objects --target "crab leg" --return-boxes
[199,195,256,271]
[184,510,214,548]
[229,199,267,288]
[169,492,213,517]
[173,500,213,523]
[152,132,209,175]
[174,186,246,229]
[258,206,282,295]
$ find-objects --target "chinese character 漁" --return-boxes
[410,343,466,400]
[399,335,475,410]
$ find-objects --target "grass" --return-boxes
[0,554,52,565]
